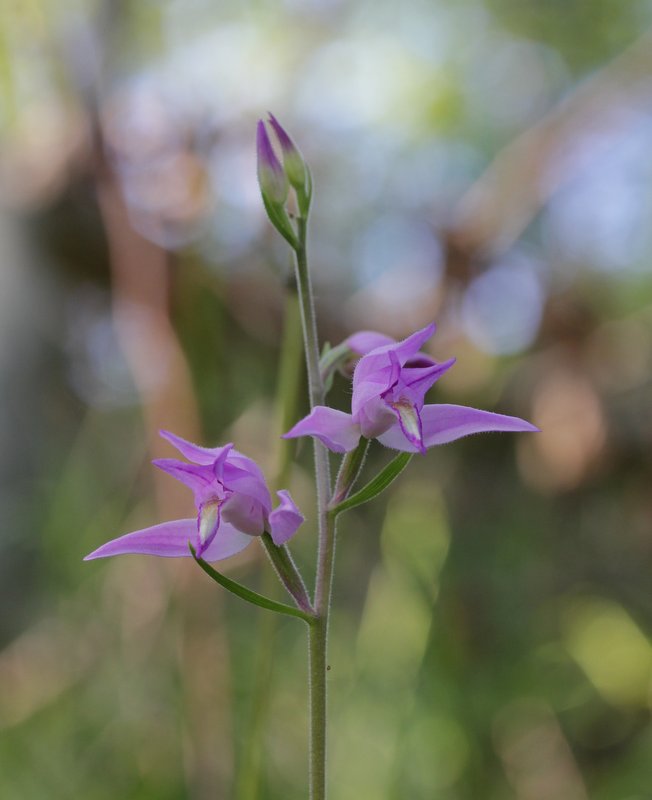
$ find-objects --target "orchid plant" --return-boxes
[86,116,538,799]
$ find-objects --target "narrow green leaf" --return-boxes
[329,452,412,516]
[190,544,313,623]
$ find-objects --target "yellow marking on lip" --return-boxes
[391,399,423,449]
[199,499,222,544]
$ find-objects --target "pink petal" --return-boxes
[351,372,393,417]
[387,350,401,387]
[378,404,539,451]
[84,519,198,560]
[211,445,233,482]
[355,323,436,379]
[268,490,304,545]
[224,452,272,512]
[421,404,539,445]
[357,395,397,438]
[200,521,255,561]
[352,323,437,415]
[84,518,253,562]
[376,422,416,451]
[283,406,361,453]
[222,492,267,536]
[391,322,437,365]
[345,330,396,355]
[403,358,456,396]
[152,458,212,493]
[159,430,233,466]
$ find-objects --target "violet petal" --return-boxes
[159,430,233,465]
[353,322,436,385]
[152,458,213,493]
[222,492,266,536]
[268,490,304,545]
[352,323,437,416]
[84,519,198,560]
[284,406,361,453]
[391,322,437,365]
[345,330,396,356]
[403,357,456,396]
[198,521,255,562]
[223,453,273,512]
[421,404,540,445]
[357,396,397,438]
[378,404,539,451]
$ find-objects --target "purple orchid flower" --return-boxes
[344,330,396,355]
[284,323,538,454]
[85,430,303,562]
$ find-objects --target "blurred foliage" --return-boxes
[1,0,652,798]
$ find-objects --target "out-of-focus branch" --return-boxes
[494,701,589,800]
[448,27,652,264]
[95,166,200,516]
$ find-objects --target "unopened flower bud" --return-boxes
[268,113,308,196]
[256,119,298,247]
[256,120,288,206]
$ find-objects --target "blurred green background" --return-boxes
[1,1,652,798]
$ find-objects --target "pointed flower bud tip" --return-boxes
[256,119,287,205]
[267,113,307,193]
[267,113,296,155]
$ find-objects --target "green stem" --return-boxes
[294,218,326,412]
[332,439,369,505]
[308,607,328,800]
[293,217,335,800]
[261,532,313,614]
[294,218,332,609]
